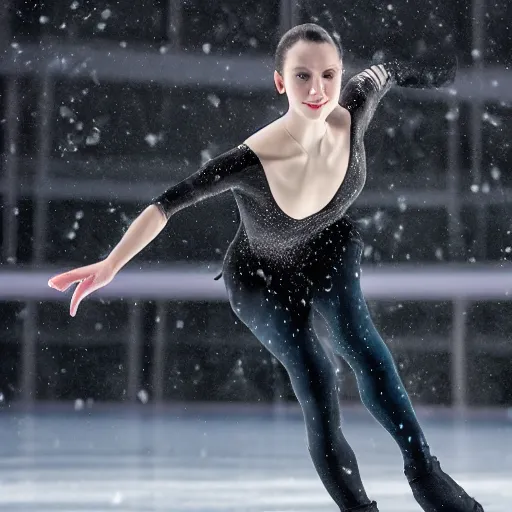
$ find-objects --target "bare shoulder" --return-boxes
[330,104,351,128]
[243,106,350,160]
[243,119,291,160]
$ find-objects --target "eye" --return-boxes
[296,73,335,80]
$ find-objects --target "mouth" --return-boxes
[304,100,328,110]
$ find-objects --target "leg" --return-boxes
[223,259,377,511]
[311,308,348,414]
[313,281,431,469]
[312,239,483,511]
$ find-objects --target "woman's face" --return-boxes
[275,40,343,118]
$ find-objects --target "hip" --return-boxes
[217,216,364,282]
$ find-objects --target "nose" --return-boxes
[309,78,326,96]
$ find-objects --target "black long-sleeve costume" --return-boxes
[151,54,483,512]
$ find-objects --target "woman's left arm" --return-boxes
[340,52,458,133]
[384,52,458,89]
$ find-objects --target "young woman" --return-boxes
[48,23,484,512]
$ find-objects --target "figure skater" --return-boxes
[48,23,484,512]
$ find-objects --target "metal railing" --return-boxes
[1,263,511,408]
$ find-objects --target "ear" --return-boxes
[274,70,286,94]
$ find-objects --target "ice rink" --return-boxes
[1,404,511,511]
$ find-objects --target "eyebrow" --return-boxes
[292,66,340,72]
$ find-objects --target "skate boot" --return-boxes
[346,500,379,511]
[405,456,484,511]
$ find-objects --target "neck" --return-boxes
[281,110,328,156]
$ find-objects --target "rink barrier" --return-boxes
[0,263,511,409]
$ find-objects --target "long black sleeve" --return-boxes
[339,51,458,133]
[383,52,458,89]
[150,144,250,220]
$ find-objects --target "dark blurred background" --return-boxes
[0,0,511,409]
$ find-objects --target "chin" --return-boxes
[302,105,330,118]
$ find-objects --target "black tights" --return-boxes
[223,223,431,510]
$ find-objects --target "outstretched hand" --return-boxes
[48,260,117,317]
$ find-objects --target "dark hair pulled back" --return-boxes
[274,23,343,75]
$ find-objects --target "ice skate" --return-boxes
[405,456,484,511]
[346,500,379,511]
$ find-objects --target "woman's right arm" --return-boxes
[48,143,253,316]
[105,204,167,273]
[48,204,167,316]
[108,143,253,271]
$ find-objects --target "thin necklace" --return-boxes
[283,124,327,156]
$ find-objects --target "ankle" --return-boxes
[345,500,379,511]
[404,455,439,482]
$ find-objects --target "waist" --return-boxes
[248,216,363,258]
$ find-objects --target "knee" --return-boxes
[340,342,393,381]
[338,328,395,370]
[292,372,338,411]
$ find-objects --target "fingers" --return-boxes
[48,267,92,292]
[360,67,382,90]
[47,267,97,317]
[369,64,388,87]
[70,275,96,317]
[48,277,72,292]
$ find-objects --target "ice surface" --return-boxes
[0,405,510,511]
